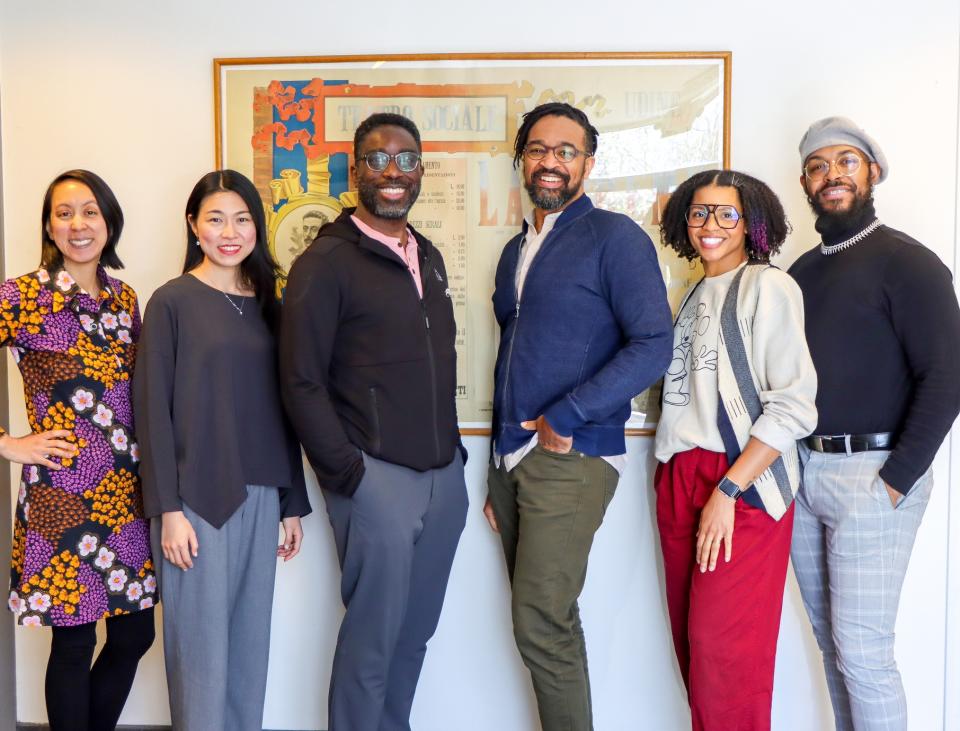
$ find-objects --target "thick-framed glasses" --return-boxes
[523,143,592,163]
[803,153,863,181]
[360,150,422,173]
[685,204,742,229]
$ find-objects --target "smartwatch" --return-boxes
[717,476,743,500]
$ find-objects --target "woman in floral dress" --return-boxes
[2,170,155,731]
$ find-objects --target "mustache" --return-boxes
[533,168,571,184]
[820,179,855,192]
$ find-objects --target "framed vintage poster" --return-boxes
[214,52,730,434]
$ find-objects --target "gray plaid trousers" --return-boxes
[791,446,933,731]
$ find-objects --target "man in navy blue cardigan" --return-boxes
[483,102,672,731]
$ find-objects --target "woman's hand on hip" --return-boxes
[278,516,303,561]
[0,430,75,470]
[161,511,199,571]
[697,489,736,572]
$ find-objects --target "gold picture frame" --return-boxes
[214,52,731,435]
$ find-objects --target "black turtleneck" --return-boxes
[789,212,960,494]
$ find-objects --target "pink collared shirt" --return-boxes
[351,215,423,298]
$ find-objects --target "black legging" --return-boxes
[45,607,155,731]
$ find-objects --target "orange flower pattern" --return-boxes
[3,268,156,627]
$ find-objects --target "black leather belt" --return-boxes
[803,432,894,454]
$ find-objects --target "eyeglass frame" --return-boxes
[522,142,593,163]
[359,150,422,173]
[802,151,868,181]
[684,203,743,230]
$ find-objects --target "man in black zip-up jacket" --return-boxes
[279,113,467,731]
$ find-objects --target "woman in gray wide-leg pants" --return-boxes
[134,171,312,730]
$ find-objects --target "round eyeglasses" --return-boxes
[523,143,592,163]
[360,151,422,173]
[803,153,863,181]
[685,204,742,229]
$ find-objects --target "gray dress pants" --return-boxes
[322,452,468,731]
[792,447,933,731]
[151,485,281,731]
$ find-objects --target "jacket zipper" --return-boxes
[421,297,441,461]
[368,387,382,453]
[499,226,550,435]
[414,247,441,461]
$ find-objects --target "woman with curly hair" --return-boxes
[2,169,156,730]
[654,169,817,730]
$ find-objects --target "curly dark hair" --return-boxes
[660,169,790,262]
[512,102,599,169]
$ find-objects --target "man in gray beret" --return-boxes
[789,117,960,731]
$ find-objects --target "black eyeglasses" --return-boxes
[685,204,742,229]
[523,143,592,163]
[360,150,422,173]
[803,153,863,181]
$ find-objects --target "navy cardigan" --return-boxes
[491,195,672,457]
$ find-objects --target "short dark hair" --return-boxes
[512,102,600,169]
[183,169,282,333]
[659,169,790,262]
[353,113,422,162]
[41,169,125,270]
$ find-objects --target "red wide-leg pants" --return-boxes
[655,448,794,731]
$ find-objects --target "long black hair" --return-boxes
[660,169,790,262]
[183,170,281,332]
[41,169,125,270]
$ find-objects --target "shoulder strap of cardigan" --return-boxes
[716,263,793,509]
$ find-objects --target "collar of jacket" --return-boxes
[519,193,595,239]
[331,207,436,267]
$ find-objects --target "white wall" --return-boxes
[1,1,959,729]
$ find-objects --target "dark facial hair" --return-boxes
[806,179,877,241]
[525,167,577,211]
[357,177,421,220]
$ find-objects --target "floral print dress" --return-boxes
[3,267,156,627]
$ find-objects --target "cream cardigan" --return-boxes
[676,262,818,520]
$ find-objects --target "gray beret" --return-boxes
[799,116,888,183]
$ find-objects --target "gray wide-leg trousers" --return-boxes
[152,485,281,731]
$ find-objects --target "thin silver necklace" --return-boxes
[222,291,245,316]
[820,218,882,256]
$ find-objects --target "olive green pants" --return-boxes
[487,446,618,731]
